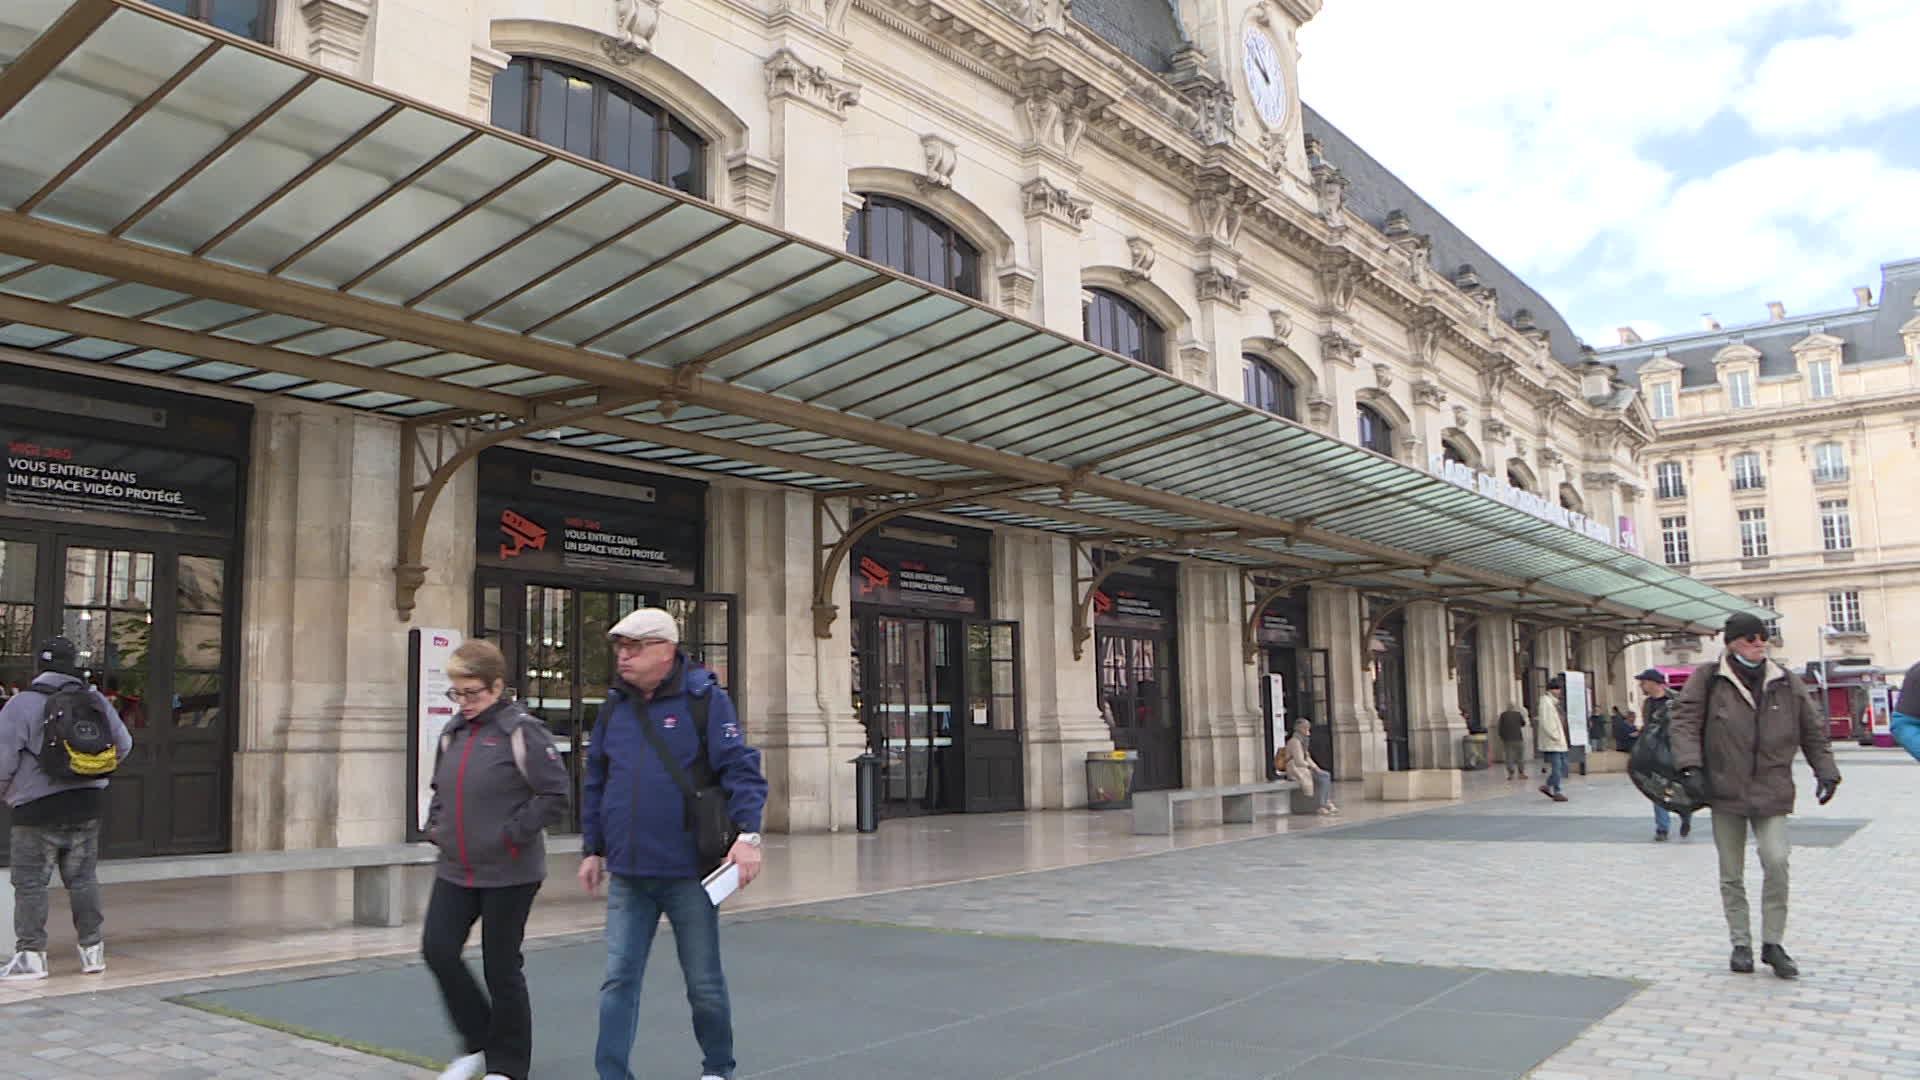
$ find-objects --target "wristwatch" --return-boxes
[736,832,762,847]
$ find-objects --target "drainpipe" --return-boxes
[1858,418,1890,656]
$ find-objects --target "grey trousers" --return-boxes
[1711,811,1789,948]
[10,822,104,953]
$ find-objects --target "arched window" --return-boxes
[1559,485,1583,512]
[1507,465,1533,493]
[491,57,707,196]
[1242,355,1298,419]
[1442,440,1470,466]
[1084,288,1166,370]
[152,0,273,41]
[847,195,981,298]
[1357,404,1393,455]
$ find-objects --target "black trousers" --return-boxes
[421,877,542,1080]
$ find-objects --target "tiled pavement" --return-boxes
[0,743,1911,1077]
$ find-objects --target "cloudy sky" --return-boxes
[1297,0,1920,348]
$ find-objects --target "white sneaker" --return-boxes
[484,1075,512,1080]
[78,942,105,974]
[0,951,49,982]
[437,1052,486,1080]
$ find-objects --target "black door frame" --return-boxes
[1096,625,1181,792]
[960,616,1022,813]
[0,521,240,861]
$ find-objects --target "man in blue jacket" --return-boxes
[579,608,767,1080]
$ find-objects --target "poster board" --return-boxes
[1869,683,1892,739]
[1267,673,1288,778]
[406,627,463,838]
[1562,670,1590,749]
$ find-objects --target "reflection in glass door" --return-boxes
[1097,631,1179,792]
[858,615,962,815]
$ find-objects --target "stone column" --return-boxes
[1310,584,1382,783]
[992,533,1110,808]
[235,402,474,850]
[706,486,858,832]
[764,48,860,245]
[1176,565,1262,787]
[1014,87,1092,335]
[1404,600,1463,769]
[1478,613,1519,763]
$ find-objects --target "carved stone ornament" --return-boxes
[1482,416,1512,442]
[1452,404,1470,429]
[1316,251,1367,316]
[1320,331,1361,368]
[990,0,1066,31]
[1258,130,1288,174]
[1307,393,1335,430]
[1537,445,1565,467]
[1193,188,1244,248]
[998,267,1037,317]
[1020,177,1091,230]
[1413,380,1446,408]
[1019,94,1087,160]
[765,48,861,119]
[1269,308,1294,342]
[919,133,957,190]
[301,0,373,75]
[1195,268,1250,309]
[1309,153,1350,223]
[601,0,661,65]
[1177,341,1212,384]
[1372,362,1393,390]
[1581,470,1616,488]
[1124,237,1155,281]
[1409,309,1447,368]
[726,152,779,217]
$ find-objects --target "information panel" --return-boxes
[2,426,239,536]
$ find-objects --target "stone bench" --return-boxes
[1131,780,1298,835]
[1,836,582,944]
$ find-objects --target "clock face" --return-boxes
[1242,28,1287,128]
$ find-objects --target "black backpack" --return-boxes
[1629,668,1715,814]
[37,683,120,781]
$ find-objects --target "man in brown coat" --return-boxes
[1670,613,1840,980]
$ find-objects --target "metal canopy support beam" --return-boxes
[1240,562,1401,662]
[811,482,1043,637]
[393,393,649,618]
[1069,540,1163,661]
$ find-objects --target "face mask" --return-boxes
[1732,652,1763,669]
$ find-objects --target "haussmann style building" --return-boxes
[0,0,1759,860]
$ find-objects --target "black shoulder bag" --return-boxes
[636,691,739,873]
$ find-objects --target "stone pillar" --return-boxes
[1023,180,1092,335]
[235,402,474,850]
[992,533,1110,808]
[1478,613,1519,762]
[1404,600,1464,769]
[764,47,860,245]
[707,486,858,832]
[1310,584,1382,783]
[1176,565,1262,787]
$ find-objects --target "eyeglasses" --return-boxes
[445,687,492,703]
[612,638,671,657]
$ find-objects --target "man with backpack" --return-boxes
[578,608,767,1080]
[0,637,132,982]
[1670,613,1839,979]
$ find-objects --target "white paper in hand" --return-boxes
[702,862,741,906]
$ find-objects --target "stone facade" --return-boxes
[0,0,1679,850]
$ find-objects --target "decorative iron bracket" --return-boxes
[811,481,1040,637]
[1070,540,1164,661]
[1239,562,1399,663]
[393,392,648,620]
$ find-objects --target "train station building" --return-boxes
[0,0,1756,858]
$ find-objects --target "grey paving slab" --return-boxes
[1331,1007,1595,1072]
[172,915,1631,1080]
[1297,811,1868,846]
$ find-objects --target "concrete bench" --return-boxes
[1131,780,1297,835]
[1,836,582,944]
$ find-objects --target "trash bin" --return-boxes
[851,752,881,833]
[1085,749,1138,810]
[1460,733,1488,771]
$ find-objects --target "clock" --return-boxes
[1242,28,1287,128]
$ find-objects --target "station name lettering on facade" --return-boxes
[1426,455,1627,550]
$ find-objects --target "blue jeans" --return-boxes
[1544,751,1567,794]
[1654,803,1692,835]
[596,875,733,1080]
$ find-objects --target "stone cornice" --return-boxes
[1649,389,1920,441]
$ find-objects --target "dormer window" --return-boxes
[1808,358,1835,399]
[1649,381,1676,420]
[1727,370,1753,409]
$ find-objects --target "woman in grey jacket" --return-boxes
[421,639,569,1080]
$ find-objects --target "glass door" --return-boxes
[858,614,962,815]
[1097,630,1179,792]
[961,619,1022,812]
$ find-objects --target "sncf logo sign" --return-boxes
[499,509,548,560]
[1091,590,1113,615]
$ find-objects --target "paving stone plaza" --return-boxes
[1,747,1914,1079]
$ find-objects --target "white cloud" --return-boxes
[1737,2,1920,136]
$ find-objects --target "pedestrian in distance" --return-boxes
[1536,675,1570,801]
[1284,719,1338,815]
[580,608,768,1080]
[1496,704,1527,780]
[0,637,132,983]
[1670,613,1840,980]
[422,638,570,1080]
[1636,668,1691,842]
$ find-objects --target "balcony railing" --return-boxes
[1656,484,1687,500]
[1732,476,1765,491]
[1813,468,1850,485]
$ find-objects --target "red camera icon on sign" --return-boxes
[499,509,548,559]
